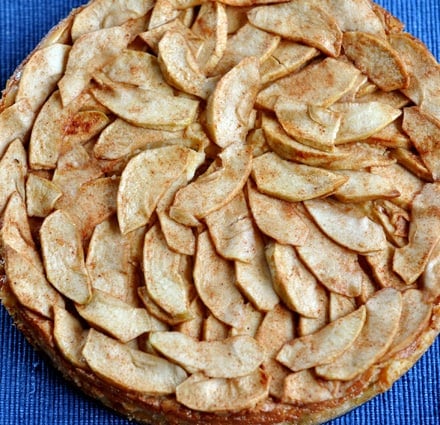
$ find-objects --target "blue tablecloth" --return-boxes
[0,1,439,424]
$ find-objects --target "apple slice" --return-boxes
[323,142,395,171]
[316,288,402,381]
[91,81,199,131]
[260,41,319,84]
[247,180,309,246]
[29,92,109,170]
[212,23,280,76]
[194,231,253,329]
[52,144,103,209]
[143,224,193,320]
[53,305,89,368]
[235,231,280,312]
[275,98,342,152]
[0,99,35,158]
[365,245,408,291]
[390,33,440,122]
[158,31,218,99]
[265,242,327,319]
[191,2,228,74]
[309,0,386,36]
[76,289,160,343]
[282,370,333,404]
[16,43,70,112]
[262,115,352,167]
[256,57,360,110]
[393,183,440,284]
[4,246,65,319]
[176,298,205,339]
[255,304,295,398]
[156,152,205,255]
[40,209,92,304]
[0,139,27,215]
[203,314,229,342]
[295,207,364,297]
[176,370,270,413]
[252,152,348,202]
[333,169,400,203]
[423,239,440,301]
[304,198,387,253]
[59,26,132,105]
[60,177,119,242]
[71,0,152,40]
[392,147,433,182]
[370,163,424,209]
[82,329,187,395]
[342,31,409,91]
[103,50,173,94]
[402,106,440,180]
[332,102,402,144]
[150,332,265,378]
[277,306,366,371]
[25,174,62,218]
[118,146,200,234]
[86,218,135,304]
[205,57,260,148]
[1,192,43,272]
[247,1,342,57]
[385,289,432,358]
[206,191,257,263]
[329,293,356,322]
[170,143,252,226]
[94,119,184,161]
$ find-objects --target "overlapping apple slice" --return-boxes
[71,0,152,40]
[266,242,327,318]
[82,329,188,395]
[53,306,89,368]
[176,370,270,413]
[158,31,218,99]
[247,1,342,57]
[304,198,387,253]
[118,145,202,234]
[342,31,409,91]
[59,26,133,105]
[191,2,228,74]
[193,231,257,329]
[0,140,27,214]
[252,152,348,202]
[282,370,334,404]
[170,143,252,226]
[150,331,265,377]
[40,209,92,304]
[277,306,366,371]
[206,57,260,148]
[235,231,280,312]
[142,224,193,321]
[316,288,402,380]
[256,57,360,109]
[393,183,440,284]
[247,180,309,246]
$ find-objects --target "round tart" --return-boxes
[1,0,439,424]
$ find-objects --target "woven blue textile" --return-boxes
[0,1,439,424]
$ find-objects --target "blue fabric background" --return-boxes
[0,1,439,424]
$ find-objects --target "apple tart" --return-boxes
[0,0,439,424]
